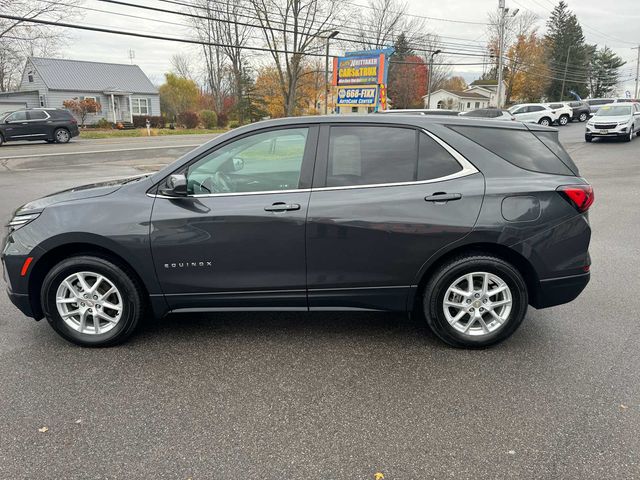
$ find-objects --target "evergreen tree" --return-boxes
[588,46,626,97]
[544,1,589,100]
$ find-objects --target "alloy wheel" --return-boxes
[540,118,550,126]
[579,113,588,122]
[56,129,70,143]
[442,272,513,337]
[559,116,568,126]
[55,271,123,335]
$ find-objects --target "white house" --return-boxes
[423,80,507,111]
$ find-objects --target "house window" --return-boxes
[132,97,149,115]
[475,102,480,108]
[84,96,97,103]
[39,95,45,107]
[467,102,471,108]
[28,71,34,83]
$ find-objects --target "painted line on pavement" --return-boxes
[0,143,201,160]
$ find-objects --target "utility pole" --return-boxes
[496,1,517,108]
[560,46,572,101]
[426,49,442,109]
[633,45,640,99]
[324,31,339,115]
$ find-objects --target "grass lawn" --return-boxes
[79,128,227,139]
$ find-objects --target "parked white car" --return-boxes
[544,102,573,126]
[508,103,560,126]
[585,102,640,142]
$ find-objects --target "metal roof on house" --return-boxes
[29,57,158,94]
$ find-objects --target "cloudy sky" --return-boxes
[59,0,639,95]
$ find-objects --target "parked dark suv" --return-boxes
[567,100,590,122]
[0,108,79,146]
[2,116,593,348]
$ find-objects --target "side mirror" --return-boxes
[159,173,187,197]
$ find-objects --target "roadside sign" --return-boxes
[336,86,379,106]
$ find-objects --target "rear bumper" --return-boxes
[530,272,590,309]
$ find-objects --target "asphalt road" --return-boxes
[1,121,639,479]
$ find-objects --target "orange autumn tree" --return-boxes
[63,97,101,126]
[507,32,550,103]
[388,55,428,109]
[255,64,326,118]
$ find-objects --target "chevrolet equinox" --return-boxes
[2,116,593,348]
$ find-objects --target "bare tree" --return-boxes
[170,53,196,80]
[249,0,339,116]
[0,0,80,91]
[353,0,426,50]
[419,34,451,93]
[187,0,231,113]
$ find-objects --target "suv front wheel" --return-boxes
[423,255,528,348]
[41,256,144,346]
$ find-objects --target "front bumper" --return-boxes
[530,272,590,309]
[586,125,631,137]
[6,286,38,318]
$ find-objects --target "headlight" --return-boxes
[617,121,630,125]
[7,212,41,230]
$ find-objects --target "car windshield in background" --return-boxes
[595,105,632,116]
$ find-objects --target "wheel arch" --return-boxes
[410,242,539,312]
[28,242,154,319]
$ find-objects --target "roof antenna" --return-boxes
[128,49,135,65]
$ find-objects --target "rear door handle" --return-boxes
[424,193,462,202]
[264,202,301,212]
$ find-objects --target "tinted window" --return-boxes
[548,104,563,109]
[187,128,308,195]
[449,125,573,175]
[327,126,416,186]
[528,106,545,112]
[28,110,48,120]
[52,110,74,120]
[6,111,27,122]
[568,102,580,107]
[531,131,579,175]
[418,133,462,180]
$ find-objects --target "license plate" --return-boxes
[599,129,608,134]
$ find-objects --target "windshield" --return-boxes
[507,106,520,113]
[595,105,631,116]
[0,111,12,122]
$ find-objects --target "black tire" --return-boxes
[624,129,633,142]
[41,256,143,347]
[46,139,55,144]
[538,117,551,126]
[579,112,588,122]
[422,255,528,348]
[0,134,3,146]
[558,115,569,126]
[54,127,71,144]
[585,135,592,143]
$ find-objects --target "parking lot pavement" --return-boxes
[1,121,639,479]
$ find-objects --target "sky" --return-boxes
[54,0,640,95]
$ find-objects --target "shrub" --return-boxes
[94,118,111,129]
[132,115,165,128]
[228,120,241,129]
[200,110,218,129]
[178,110,199,129]
[216,112,228,128]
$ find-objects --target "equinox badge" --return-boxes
[164,261,213,269]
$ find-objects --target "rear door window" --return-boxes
[327,126,417,186]
[448,125,574,175]
[417,133,462,180]
[28,111,48,120]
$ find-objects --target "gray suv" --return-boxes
[2,116,593,348]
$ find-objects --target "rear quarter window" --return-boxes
[448,125,574,176]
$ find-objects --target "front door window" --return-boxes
[187,128,308,195]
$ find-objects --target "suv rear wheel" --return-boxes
[54,128,70,144]
[538,117,551,126]
[579,112,588,122]
[41,256,143,346]
[558,114,569,126]
[423,255,528,348]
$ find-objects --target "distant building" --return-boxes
[0,57,160,124]
[423,80,507,111]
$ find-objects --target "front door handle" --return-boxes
[424,193,462,203]
[264,202,301,212]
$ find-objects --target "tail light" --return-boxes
[557,184,594,213]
